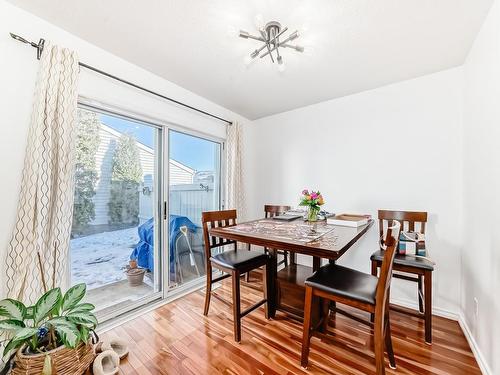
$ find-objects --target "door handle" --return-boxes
[163,201,167,220]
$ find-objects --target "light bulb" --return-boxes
[254,14,265,30]
[277,61,286,72]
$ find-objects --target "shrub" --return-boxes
[72,110,100,229]
[108,134,142,225]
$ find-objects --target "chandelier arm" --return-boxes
[281,43,305,52]
[279,31,299,46]
[259,29,275,63]
[247,34,266,42]
[268,26,288,46]
[260,42,281,59]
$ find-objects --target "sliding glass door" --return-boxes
[69,104,223,320]
[70,107,163,320]
[167,129,222,289]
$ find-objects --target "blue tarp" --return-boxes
[130,215,198,277]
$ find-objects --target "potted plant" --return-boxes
[0,283,97,375]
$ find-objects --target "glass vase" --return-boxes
[307,206,320,222]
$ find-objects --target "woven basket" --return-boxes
[11,341,95,375]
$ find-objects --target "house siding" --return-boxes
[91,124,194,226]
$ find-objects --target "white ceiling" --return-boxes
[7,0,492,120]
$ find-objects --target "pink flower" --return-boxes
[302,189,309,195]
[310,192,318,199]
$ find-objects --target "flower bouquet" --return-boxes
[299,189,325,222]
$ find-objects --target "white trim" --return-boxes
[391,298,490,374]
[391,297,459,320]
[97,280,206,334]
[458,313,492,375]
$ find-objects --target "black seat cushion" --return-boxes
[370,250,434,271]
[211,250,268,270]
[305,264,378,305]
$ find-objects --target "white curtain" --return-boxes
[5,42,79,304]
[225,121,245,219]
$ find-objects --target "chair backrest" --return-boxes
[201,210,238,262]
[378,210,427,238]
[264,205,291,218]
[375,221,401,310]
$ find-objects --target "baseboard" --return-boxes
[391,298,491,375]
[390,297,459,320]
[458,313,492,375]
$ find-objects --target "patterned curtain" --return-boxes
[225,122,245,220]
[4,42,79,304]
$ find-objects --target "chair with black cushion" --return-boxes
[301,221,401,375]
[370,210,434,344]
[202,209,271,342]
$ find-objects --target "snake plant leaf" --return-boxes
[34,288,62,324]
[0,299,27,320]
[67,303,95,314]
[0,319,25,331]
[52,321,80,348]
[60,284,86,313]
[66,312,98,328]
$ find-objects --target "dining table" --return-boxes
[209,217,374,321]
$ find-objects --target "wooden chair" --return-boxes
[245,205,292,283]
[370,210,434,344]
[301,221,401,374]
[202,209,271,342]
[264,205,293,267]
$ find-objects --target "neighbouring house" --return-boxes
[92,123,196,226]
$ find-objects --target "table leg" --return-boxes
[313,256,321,272]
[268,249,278,318]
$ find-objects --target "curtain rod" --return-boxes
[9,33,233,126]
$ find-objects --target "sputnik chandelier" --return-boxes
[239,16,304,71]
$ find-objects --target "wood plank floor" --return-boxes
[101,278,480,375]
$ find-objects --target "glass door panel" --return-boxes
[168,130,221,288]
[70,107,162,319]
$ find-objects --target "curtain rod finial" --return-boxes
[10,32,29,44]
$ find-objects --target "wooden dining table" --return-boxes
[209,217,374,320]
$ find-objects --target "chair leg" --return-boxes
[417,275,424,313]
[203,263,212,316]
[424,270,432,344]
[374,309,386,375]
[370,261,378,323]
[283,251,289,267]
[245,272,250,282]
[262,262,269,319]
[320,298,330,333]
[384,316,396,369]
[301,286,314,369]
[232,270,242,342]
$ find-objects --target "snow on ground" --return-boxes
[70,227,139,290]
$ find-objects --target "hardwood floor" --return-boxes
[101,278,480,375]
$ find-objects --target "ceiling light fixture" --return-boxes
[239,18,304,71]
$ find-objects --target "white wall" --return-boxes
[462,0,500,373]
[0,0,250,297]
[245,67,464,314]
